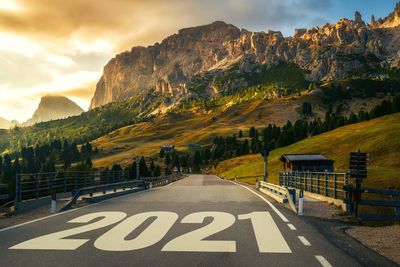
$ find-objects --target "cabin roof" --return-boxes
[280,154,333,163]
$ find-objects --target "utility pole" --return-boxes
[261,148,269,182]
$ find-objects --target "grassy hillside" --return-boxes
[213,113,400,190]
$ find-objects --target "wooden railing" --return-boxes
[279,171,348,200]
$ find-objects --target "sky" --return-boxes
[0,0,398,122]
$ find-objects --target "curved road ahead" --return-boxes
[0,175,395,266]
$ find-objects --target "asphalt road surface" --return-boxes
[0,175,396,267]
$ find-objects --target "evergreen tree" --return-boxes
[302,102,312,116]
[249,127,256,138]
[238,130,243,138]
[159,148,165,158]
[85,157,92,168]
[154,165,161,177]
[165,153,171,166]
[139,156,149,177]
[193,150,202,166]
[2,154,12,184]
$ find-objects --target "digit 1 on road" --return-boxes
[238,212,291,253]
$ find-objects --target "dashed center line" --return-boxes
[298,236,311,246]
[315,255,333,267]
[287,223,296,230]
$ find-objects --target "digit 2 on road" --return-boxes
[10,211,291,253]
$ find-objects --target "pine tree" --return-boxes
[139,156,149,177]
[249,127,256,138]
[238,130,243,138]
[165,153,171,166]
[159,148,165,158]
[85,157,92,168]
[154,165,161,177]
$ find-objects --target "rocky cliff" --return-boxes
[24,95,84,126]
[90,4,400,109]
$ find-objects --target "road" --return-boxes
[0,175,395,267]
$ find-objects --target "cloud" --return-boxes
[0,0,336,122]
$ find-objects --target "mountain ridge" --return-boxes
[90,3,400,109]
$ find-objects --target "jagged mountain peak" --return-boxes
[89,3,400,110]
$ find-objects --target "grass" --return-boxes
[213,113,400,190]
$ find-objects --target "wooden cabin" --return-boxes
[280,154,334,172]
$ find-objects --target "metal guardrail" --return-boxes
[15,170,130,204]
[279,171,348,200]
[259,181,287,195]
[258,181,297,213]
[60,180,147,212]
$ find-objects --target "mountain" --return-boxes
[24,95,84,126]
[0,117,10,129]
[90,4,400,109]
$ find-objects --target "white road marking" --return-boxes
[287,223,296,230]
[238,212,291,253]
[298,236,311,246]
[315,255,333,267]
[0,189,148,233]
[230,181,289,223]
[10,212,127,250]
[162,212,236,252]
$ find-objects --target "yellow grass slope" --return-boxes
[91,96,308,167]
[214,113,400,190]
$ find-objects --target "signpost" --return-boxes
[349,150,368,217]
[261,148,269,182]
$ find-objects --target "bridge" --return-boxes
[0,175,396,266]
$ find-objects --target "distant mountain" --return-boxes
[0,117,10,129]
[90,3,400,109]
[24,95,84,126]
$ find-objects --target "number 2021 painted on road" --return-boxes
[10,211,291,253]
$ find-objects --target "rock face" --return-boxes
[90,5,400,109]
[24,96,84,126]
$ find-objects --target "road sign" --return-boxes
[261,148,269,157]
[349,151,368,180]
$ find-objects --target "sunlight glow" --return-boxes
[0,0,22,11]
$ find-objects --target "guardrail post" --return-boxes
[35,173,39,199]
[325,172,328,197]
[92,170,95,185]
[333,173,337,199]
[317,173,320,194]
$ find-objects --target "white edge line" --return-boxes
[0,188,148,233]
[287,223,296,230]
[229,180,290,223]
[298,236,311,246]
[315,255,333,267]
